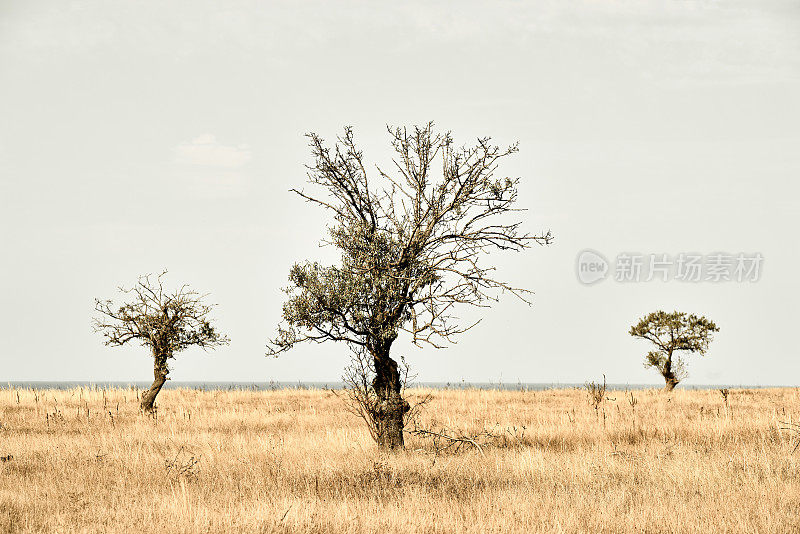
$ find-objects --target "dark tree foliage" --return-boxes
[630,310,719,391]
[94,271,229,413]
[267,123,552,449]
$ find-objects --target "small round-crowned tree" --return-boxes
[93,271,229,413]
[630,310,719,391]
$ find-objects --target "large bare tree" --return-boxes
[94,272,229,413]
[267,123,552,449]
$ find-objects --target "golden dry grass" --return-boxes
[1,386,800,533]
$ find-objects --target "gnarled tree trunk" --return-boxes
[140,353,169,414]
[662,352,679,392]
[371,343,410,449]
[663,374,679,392]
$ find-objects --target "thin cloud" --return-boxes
[173,134,251,168]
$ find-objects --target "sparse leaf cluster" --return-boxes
[93,271,228,355]
[93,271,228,413]
[269,123,552,356]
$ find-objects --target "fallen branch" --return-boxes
[405,426,486,456]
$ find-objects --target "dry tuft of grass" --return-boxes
[1,386,800,533]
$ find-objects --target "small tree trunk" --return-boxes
[140,354,168,414]
[662,352,678,392]
[372,347,410,450]
[663,375,679,392]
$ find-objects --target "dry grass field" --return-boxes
[1,386,800,533]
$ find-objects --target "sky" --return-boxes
[1,0,798,386]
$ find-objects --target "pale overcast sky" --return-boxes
[1,1,798,385]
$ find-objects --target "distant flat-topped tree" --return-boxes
[94,271,229,414]
[630,310,719,391]
[267,123,552,449]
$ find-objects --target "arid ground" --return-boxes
[1,386,799,533]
